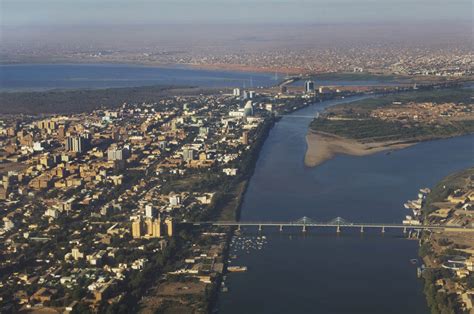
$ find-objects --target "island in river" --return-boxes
[305,88,474,167]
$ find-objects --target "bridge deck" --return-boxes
[189,221,473,232]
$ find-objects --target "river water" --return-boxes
[218,97,474,314]
[0,64,406,92]
[0,63,277,91]
[1,64,472,313]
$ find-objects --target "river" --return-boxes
[217,97,474,314]
[0,64,408,92]
[1,64,472,313]
[0,63,277,91]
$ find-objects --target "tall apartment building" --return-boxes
[65,136,90,153]
[132,217,171,238]
[165,218,173,237]
[183,148,195,162]
[131,219,143,239]
[241,131,249,145]
[107,146,130,161]
[145,205,157,218]
[304,80,315,93]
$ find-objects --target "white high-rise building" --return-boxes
[145,205,157,218]
[304,80,315,93]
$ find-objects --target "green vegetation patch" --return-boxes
[310,88,474,142]
[311,117,474,143]
[330,88,473,114]
[422,268,461,314]
[423,167,474,215]
[0,85,214,114]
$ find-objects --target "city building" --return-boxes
[131,219,143,239]
[304,80,315,93]
[165,218,173,236]
[107,146,130,161]
[133,217,162,239]
[241,131,249,145]
[242,90,256,99]
[65,135,90,153]
[71,248,84,260]
[244,101,254,116]
[183,148,195,162]
[169,195,181,206]
[145,204,157,218]
[151,218,162,238]
[319,86,330,94]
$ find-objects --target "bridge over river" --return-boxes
[188,216,474,234]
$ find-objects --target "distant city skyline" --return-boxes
[1,0,471,27]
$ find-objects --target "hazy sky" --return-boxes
[1,0,472,26]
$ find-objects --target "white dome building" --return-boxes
[243,101,254,116]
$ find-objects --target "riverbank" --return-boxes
[218,98,474,314]
[136,116,277,313]
[417,167,474,313]
[305,87,474,167]
[304,130,415,167]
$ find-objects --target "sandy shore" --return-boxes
[304,131,416,167]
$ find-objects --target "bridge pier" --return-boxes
[188,220,462,235]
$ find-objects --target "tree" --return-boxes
[466,274,474,289]
[419,242,433,257]
[72,303,92,314]
[71,287,85,300]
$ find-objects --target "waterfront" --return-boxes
[218,97,474,313]
[1,63,472,312]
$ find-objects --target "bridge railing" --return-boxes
[185,220,468,230]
